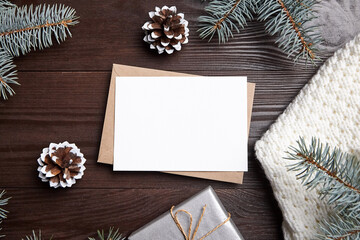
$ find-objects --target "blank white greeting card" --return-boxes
[114,76,248,171]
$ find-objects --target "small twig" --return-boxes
[213,0,242,30]
[277,0,315,59]
[0,20,72,37]
[297,153,360,195]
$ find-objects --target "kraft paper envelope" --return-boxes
[98,64,255,184]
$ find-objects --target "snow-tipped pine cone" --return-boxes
[37,141,86,188]
[142,6,189,54]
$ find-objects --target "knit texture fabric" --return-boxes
[255,34,360,240]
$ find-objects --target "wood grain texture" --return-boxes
[0,0,329,239]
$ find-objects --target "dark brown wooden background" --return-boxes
[0,0,328,239]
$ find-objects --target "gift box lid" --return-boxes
[129,186,244,240]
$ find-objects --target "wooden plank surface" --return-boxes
[0,0,326,239]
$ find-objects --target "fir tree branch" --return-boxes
[0,19,74,37]
[22,230,52,240]
[198,0,322,63]
[316,214,360,240]
[295,0,311,10]
[198,0,257,43]
[213,0,242,30]
[22,228,125,240]
[286,138,360,217]
[0,2,78,99]
[0,48,18,99]
[257,0,322,63]
[0,190,10,238]
[334,230,360,240]
[0,0,15,12]
[276,0,315,59]
[88,227,125,240]
[0,4,79,57]
[297,152,360,195]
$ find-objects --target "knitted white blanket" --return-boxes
[255,35,360,240]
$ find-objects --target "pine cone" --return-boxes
[37,141,86,188]
[142,6,189,54]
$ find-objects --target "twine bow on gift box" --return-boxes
[170,205,231,240]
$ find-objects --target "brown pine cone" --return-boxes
[37,141,86,188]
[142,6,189,54]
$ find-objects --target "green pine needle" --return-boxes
[21,228,125,240]
[0,190,10,238]
[286,137,360,239]
[286,137,360,217]
[198,0,257,43]
[0,3,79,57]
[316,214,360,240]
[0,0,15,12]
[22,230,52,240]
[257,0,322,63]
[0,2,79,100]
[198,0,322,63]
[0,49,18,99]
[88,227,125,240]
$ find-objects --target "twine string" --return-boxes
[171,207,193,239]
[198,212,231,240]
[191,205,207,240]
[170,205,231,240]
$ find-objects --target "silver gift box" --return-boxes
[128,186,245,240]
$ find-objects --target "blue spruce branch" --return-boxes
[0,0,15,12]
[257,0,321,63]
[198,0,322,63]
[0,49,18,99]
[286,137,360,239]
[0,190,10,238]
[317,214,360,240]
[88,227,125,240]
[22,227,125,240]
[198,0,257,43]
[22,230,53,240]
[0,4,79,57]
[0,2,79,100]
